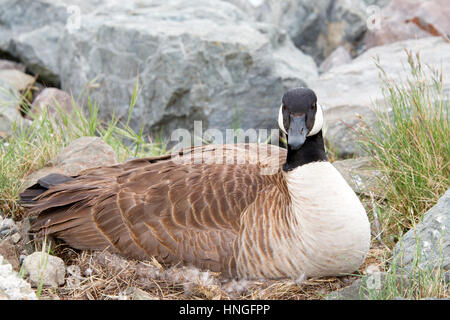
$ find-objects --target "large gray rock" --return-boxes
[225,0,374,63]
[391,189,450,275]
[323,105,377,158]
[333,157,384,197]
[0,0,318,136]
[311,37,450,110]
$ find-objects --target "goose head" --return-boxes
[278,87,323,150]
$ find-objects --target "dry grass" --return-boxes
[35,246,384,301]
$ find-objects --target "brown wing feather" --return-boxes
[25,144,287,276]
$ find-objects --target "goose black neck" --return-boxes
[283,131,327,172]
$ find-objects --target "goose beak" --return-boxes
[288,114,308,150]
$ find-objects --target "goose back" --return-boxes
[24,144,287,277]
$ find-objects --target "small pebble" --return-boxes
[11,233,21,244]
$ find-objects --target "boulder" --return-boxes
[0,59,25,72]
[21,136,119,190]
[365,0,450,49]
[0,69,34,92]
[0,79,29,138]
[319,46,352,73]
[31,87,73,119]
[391,189,450,275]
[22,251,66,288]
[225,0,374,63]
[0,0,318,136]
[333,157,384,197]
[310,37,450,110]
[323,105,378,158]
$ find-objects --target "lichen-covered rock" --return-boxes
[22,251,66,288]
[391,189,450,275]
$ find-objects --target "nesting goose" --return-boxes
[20,88,370,280]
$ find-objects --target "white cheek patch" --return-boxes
[278,105,287,135]
[307,104,323,137]
[279,103,324,137]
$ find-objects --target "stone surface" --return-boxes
[23,251,66,288]
[310,37,450,110]
[31,87,73,118]
[391,189,450,275]
[333,157,384,197]
[0,254,37,300]
[0,59,25,72]
[365,0,450,49]
[319,46,352,73]
[226,0,378,63]
[325,272,412,300]
[0,69,34,92]
[22,136,119,190]
[0,0,318,136]
[0,81,24,137]
[323,105,377,158]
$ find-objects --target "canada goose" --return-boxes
[20,87,370,280]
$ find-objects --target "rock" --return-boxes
[0,69,34,92]
[323,105,378,158]
[325,272,411,300]
[30,88,73,119]
[22,136,118,190]
[0,0,73,86]
[0,59,25,72]
[0,238,20,271]
[0,82,24,137]
[59,0,317,135]
[310,37,450,110]
[391,189,450,275]
[365,0,450,49]
[0,254,37,300]
[319,46,352,73]
[0,70,33,137]
[0,217,18,239]
[22,251,66,288]
[333,157,384,197]
[226,0,376,64]
[10,233,21,244]
[0,0,318,136]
